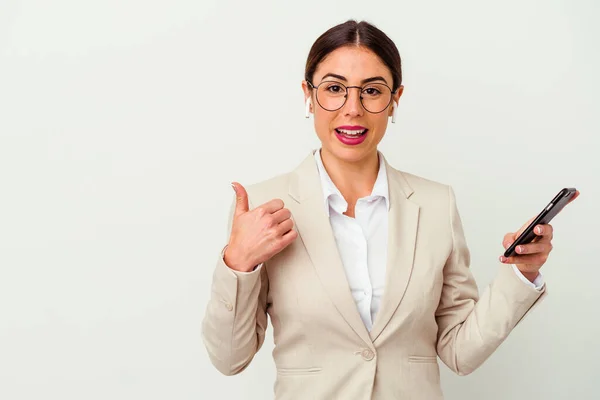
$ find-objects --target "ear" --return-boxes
[389,85,404,117]
[301,80,313,108]
[388,86,404,111]
[389,86,404,123]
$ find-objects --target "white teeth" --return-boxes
[337,128,366,136]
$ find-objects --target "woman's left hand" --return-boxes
[499,190,580,282]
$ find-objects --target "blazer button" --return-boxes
[225,303,233,311]
[361,349,375,361]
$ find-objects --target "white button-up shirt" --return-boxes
[313,148,543,332]
[313,149,389,332]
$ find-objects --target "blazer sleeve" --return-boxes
[201,195,269,376]
[435,185,546,376]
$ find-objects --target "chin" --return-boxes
[327,142,374,163]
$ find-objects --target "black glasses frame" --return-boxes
[306,79,396,114]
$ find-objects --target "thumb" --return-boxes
[231,182,249,217]
[516,217,536,238]
[504,217,535,248]
[502,232,515,249]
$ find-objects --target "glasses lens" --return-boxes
[361,83,392,113]
[316,81,347,111]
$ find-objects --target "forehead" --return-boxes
[313,46,392,83]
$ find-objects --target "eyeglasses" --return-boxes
[307,80,395,114]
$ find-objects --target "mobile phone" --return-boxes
[503,187,577,258]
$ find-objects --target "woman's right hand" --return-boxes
[223,182,298,272]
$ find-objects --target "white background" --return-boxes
[1,0,598,399]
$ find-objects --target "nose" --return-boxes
[342,87,364,117]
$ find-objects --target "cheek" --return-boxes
[314,111,336,136]
[371,113,390,134]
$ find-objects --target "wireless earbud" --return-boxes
[391,101,398,123]
[305,97,312,118]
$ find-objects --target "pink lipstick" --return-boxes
[334,125,368,146]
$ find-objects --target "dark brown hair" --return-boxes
[304,20,402,91]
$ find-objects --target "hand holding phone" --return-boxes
[503,188,578,258]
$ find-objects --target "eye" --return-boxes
[326,85,344,94]
[363,87,382,96]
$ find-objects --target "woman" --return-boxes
[202,20,578,400]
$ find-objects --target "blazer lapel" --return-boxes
[287,151,373,346]
[369,157,420,341]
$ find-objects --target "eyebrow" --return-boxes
[320,73,389,85]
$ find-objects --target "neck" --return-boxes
[319,147,380,203]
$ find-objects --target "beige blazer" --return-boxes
[202,150,545,400]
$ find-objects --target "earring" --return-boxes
[305,97,311,118]
[391,101,398,123]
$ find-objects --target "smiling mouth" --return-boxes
[335,128,368,137]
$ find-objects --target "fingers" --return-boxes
[567,190,580,204]
[231,182,249,217]
[279,227,298,246]
[276,218,294,236]
[260,198,285,214]
[500,222,554,266]
[500,253,549,268]
[504,222,554,249]
[226,190,297,267]
[270,222,298,253]
[271,208,292,224]
[533,223,553,241]
[513,242,553,255]
[270,207,295,247]
[256,199,293,235]
[257,200,294,236]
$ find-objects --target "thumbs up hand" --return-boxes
[223,182,298,272]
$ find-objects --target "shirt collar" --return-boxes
[313,148,390,216]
